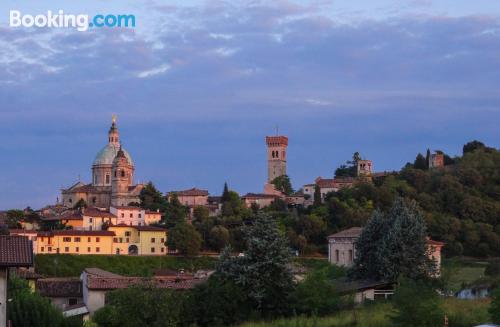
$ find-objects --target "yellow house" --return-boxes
[36,230,115,255]
[108,224,167,255]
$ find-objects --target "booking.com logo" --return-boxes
[9,10,136,32]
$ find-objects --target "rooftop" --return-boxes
[37,277,82,298]
[0,235,33,267]
[169,188,209,196]
[328,227,363,239]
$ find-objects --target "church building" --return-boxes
[61,116,144,208]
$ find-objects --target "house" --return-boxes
[304,177,356,203]
[110,206,146,226]
[168,188,209,207]
[37,277,84,311]
[241,193,280,208]
[80,268,204,315]
[327,227,445,274]
[41,207,117,231]
[336,278,395,303]
[0,235,34,327]
[145,209,162,225]
[108,224,168,255]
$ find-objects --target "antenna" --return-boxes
[275,124,279,136]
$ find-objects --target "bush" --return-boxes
[485,260,500,276]
[490,288,500,324]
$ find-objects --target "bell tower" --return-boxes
[108,114,119,146]
[111,146,134,207]
[266,135,288,183]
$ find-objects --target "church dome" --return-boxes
[93,144,133,166]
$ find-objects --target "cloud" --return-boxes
[137,63,171,78]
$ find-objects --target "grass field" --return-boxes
[441,258,489,291]
[239,298,492,327]
[35,254,216,277]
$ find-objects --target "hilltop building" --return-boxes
[266,135,288,183]
[429,151,444,169]
[61,116,144,209]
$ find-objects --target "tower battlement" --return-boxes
[265,136,288,147]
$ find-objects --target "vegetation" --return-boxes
[7,276,79,327]
[270,175,294,195]
[93,284,184,327]
[34,254,215,277]
[490,287,500,324]
[168,222,202,257]
[352,198,435,280]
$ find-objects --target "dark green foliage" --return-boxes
[168,222,202,256]
[335,152,361,177]
[291,266,340,316]
[184,276,251,327]
[413,153,427,170]
[485,259,500,276]
[7,276,71,327]
[139,182,168,213]
[165,193,189,225]
[271,175,294,195]
[352,198,436,281]
[490,287,500,324]
[221,190,249,218]
[5,209,24,228]
[209,225,230,251]
[217,213,294,317]
[92,284,184,327]
[72,199,87,209]
[463,140,486,154]
[390,278,444,327]
[313,185,322,207]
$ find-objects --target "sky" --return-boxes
[0,0,500,209]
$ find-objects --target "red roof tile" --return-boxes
[170,188,209,196]
[241,193,279,199]
[37,278,82,297]
[0,235,33,267]
[86,276,203,290]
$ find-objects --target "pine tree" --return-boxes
[313,185,322,206]
[425,148,431,169]
[352,198,436,281]
[414,153,427,170]
[221,182,230,202]
[216,213,293,316]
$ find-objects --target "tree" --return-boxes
[221,182,230,202]
[352,198,436,281]
[292,266,340,316]
[139,182,168,213]
[216,213,294,317]
[390,278,444,327]
[425,148,431,169]
[7,276,69,327]
[413,153,427,170]
[165,193,188,225]
[313,185,322,206]
[167,222,202,256]
[463,140,485,154]
[6,209,25,228]
[209,225,230,251]
[221,191,247,218]
[490,287,500,324]
[92,284,184,327]
[270,175,294,195]
[335,152,361,177]
[72,198,87,209]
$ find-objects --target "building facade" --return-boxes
[61,116,144,209]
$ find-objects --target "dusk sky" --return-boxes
[1,0,500,209]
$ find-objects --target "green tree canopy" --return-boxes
[270,175,294,195]
[167,222,202,256]
[139,182,168,213]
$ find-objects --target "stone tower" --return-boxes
[266,135,288,183]
[357,160,373,177]
[111,146,135,207]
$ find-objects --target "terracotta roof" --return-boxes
[14,269,42,280]
[37,278,82,297]
[328,227,363,239]
[84,268,123,278]
[242,193,279,199]
[315,177,355,188]
[51,230,115,237]
[145,210,161,215]
[83,207,116,218]
[0,235,33,267]
[427,239,445,247]
[86,276,203,290]
[112,206,143,210]
[64,184,98,194]
[9,229,38,235]
[170,188,209,196]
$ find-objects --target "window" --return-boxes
[106,174,110,184]
[41,247,44,252]
[69,298,78,306]
[63,237,71,242]
[335,249,339,263]
[96,237,100,242]
[160,238,165,243]
[96,247,100,253]
[121,170,125,178]
[65,247,69,252]
[126,238,129,242]
[87,247,91,252]
[151,238,155,243]
[74,237,81,242]
[113,238,118,243]
[92,197,96,204]
[88,237,91,242]
[151,247,155,253]
[130,213,133,218]
[121,213,125,218]
[76,247,79,253]
[69,198,73,203]
[89,218,93,223]
[349,250,353,263]
[138,213,142,218]
[48,247,52,252]
[125,231,131,237]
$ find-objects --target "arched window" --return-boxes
[106,174,110,184]
[114,170,117,178]
[121,170,125,178]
